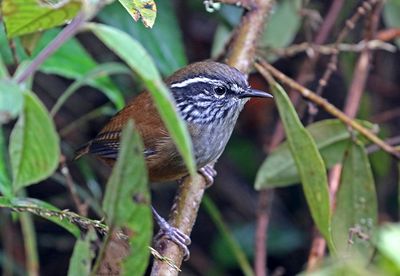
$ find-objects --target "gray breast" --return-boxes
[189,107,240,168]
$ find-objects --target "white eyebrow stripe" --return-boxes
[170,77,225,88]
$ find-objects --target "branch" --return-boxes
[268,40,395,58]
[150,1,275,275]
[255,60,400,160]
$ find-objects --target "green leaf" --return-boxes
[68,228,96,276]
[118,0,157,28]
[0,196,80,237]
[101,121,152,275]
[89,23,196,176]
[98,1,187,76]
[332,141,377,262]
[9,91,60,191]
[1,0,81,38]
[0,80,24,124]
[35,29,125,110]
[255,119,375,189]
[267,81,333,251]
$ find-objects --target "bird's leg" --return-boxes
[198,164,217,188]
[152,206,191,260]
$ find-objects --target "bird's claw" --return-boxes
[199,165,217,188]
[152,207,191,260]
[154,225,191,260]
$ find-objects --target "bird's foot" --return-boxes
[152,206,191,260]
[198,164,217,188]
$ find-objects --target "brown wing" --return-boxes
[77,91,187,182]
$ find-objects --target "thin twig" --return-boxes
[376,28,400,41]
[367,136,400,154]
[255,60,400,160]
[60,155,88,216]
[269,40,395,58]
[371,107,400,123]
[254,190,273,276]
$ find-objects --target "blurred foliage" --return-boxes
[0,0,399,275]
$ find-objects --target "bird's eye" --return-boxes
[214,86,227,96]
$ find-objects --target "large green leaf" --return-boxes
[266,81,333,251]
[67,228,96,276]
[118,0,157,28]
[1,0,81,38]
[34,29,125,110]
[88,23,196,176]
[98,1,187,76]
[101,121,152,275]
[9,91,60,191]
[332,141,377,262]
[255,119,375,189]
[0,196,80,237]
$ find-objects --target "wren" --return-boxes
[76,61,273,258]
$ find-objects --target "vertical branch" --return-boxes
[150,1,275,275]
[254,189,273,276]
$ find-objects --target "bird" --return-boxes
[76,60,273,258]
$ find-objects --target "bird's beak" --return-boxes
[239,88,273,99]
